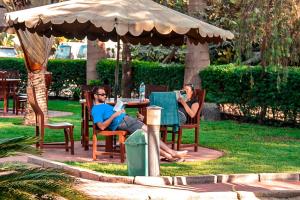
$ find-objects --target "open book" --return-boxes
[113,99,125,112]
[174,90,187,101]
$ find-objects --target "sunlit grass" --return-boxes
[1,99,300,176]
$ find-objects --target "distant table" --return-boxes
[0,79,21,114]
[80,98,149,150]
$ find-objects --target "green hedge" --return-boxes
[0,58,86,96]
[200,64,300,125]
[47,59,86,96]
[96,59,184,91]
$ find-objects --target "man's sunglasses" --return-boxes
[96,93,107,96]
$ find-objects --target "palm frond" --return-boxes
[0,168,89,200]
[0,136,39,158]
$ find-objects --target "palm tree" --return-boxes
[184,0,210,88]
[0,136,90,200]
[0,0,64,125]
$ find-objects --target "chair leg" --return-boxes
[92,132,97,161]
[64,128,69,152]
[161,126,167,143]
[12,96,16,114]
[81,120,84,146]
[171,128,176,150]
[194,127,199,152]
[119,135,125,163]
[16,98,19,115]
[84,117,89,151]
[40,128,45,149]
[35,125,40,148]
[69,126,74,155]
[177,128,182,151]
[106,136,113,158]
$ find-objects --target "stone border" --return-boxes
[28,155,300,187]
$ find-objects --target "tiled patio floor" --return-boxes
[39,141,224,163]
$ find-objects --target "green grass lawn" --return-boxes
[1,100,300,176]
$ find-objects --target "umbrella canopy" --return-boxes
[5,0,234,46]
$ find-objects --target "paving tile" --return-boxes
[134,176,172,186]
[260,173,299,182]
[174,175,217,185]
[217,174,259,183]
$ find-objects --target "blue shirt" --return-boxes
[91,103,125,131]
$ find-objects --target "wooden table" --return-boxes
[80,98,149,150]
[1,79,21,113]
[106,98,149,112]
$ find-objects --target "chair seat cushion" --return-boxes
[45,122,73,127]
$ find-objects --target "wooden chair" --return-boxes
[0,71,8,113]
[84,90,127,163]
[161,89,206,152]
[145,84,169,98]
[6,70,20,114]
[15,95,27,115]
[80,85,94,147]
[27,86,74,154]
[15,72,51,115]
[177,89,206,151]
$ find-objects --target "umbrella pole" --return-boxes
[114,36,120,103]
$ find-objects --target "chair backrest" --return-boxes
[0,71,7,99]
[145,84,169,98]
[84,90,94,114]
[80,85,94,99]
[84,90,103,131]
[185,89,206,125]
[27,86,44,124]
[4,70,20,96]
[6,70,20,79]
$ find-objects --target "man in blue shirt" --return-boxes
[91,86,188,162]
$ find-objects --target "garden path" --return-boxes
[0,110,72,118]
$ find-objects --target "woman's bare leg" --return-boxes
[160,141,187,158]
[160,149,173,160]
[142,125,187,159]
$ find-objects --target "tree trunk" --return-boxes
[121,43,132,98]
[86,40,106,83]
[162,47,178,63]
[24,72,48,125]
[184,0,210,89]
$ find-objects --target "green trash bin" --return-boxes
[125,129,148,176]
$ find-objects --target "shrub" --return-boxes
[96,59,184,91]
[0,58,86,97]
[200,64,300,125]
[47,59,86,97]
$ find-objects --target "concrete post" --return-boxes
[146,106,162,176]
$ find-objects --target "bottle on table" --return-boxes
[139,82,145,102]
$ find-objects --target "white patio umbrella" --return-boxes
[5,0,234,99]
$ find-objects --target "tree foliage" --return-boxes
[205,0,300,67]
